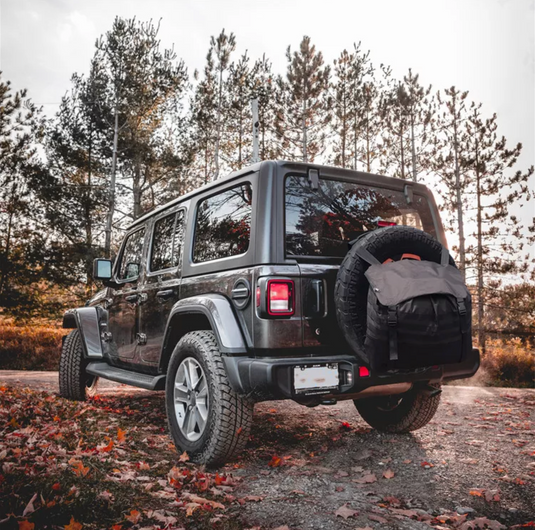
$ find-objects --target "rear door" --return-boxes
[138,208,185,366]
[107,226,147,362]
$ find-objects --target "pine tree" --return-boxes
[277,36,331,162]
[92,17,188,253]
[462,103,534,351]
[211,29,236,178]
[429,86,470,278]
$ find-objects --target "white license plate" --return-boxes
[293,364,339,395]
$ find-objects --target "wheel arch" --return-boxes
[61,307,106,359]
[159,294,247,373]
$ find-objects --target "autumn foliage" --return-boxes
[0,319,65,371]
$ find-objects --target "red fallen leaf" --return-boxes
[335,504,358,519]
[18,521,34,530]
[214,473,226,485]
[339,421,352,431]
[64,517,82,530]
[236,427,243,435]
[383,469,395,479]
[268,455,282,468]
[117,428,126,442]
[470,488,484,497]
[421,461,434,468]
[70,460,90,477]
[111,525,122,530]
[485,490,500,502]
[52,483,61,491]
[125,510,141,524]
[97,439,114,453]
[179,451,190,463]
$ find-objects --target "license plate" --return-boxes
[293,364,339,395]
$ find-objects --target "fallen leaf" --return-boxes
[97,439,114,453]
[125,510,141,524]
[268,455,282,467]
[185,502,200,516]
[352,474,377,484]
[368,513,388,523]
[22,493,38,516]
[64,517,82,530]
[421,461,434,469]
[339,421,352,431]
[241,495,264,502]
[459,516,506,530]
[335,504,358,519]
[18,521,35,530]
[117,428,126,442]
[273,526,290,530]
[111,525,122,530]
[178,451,189,463]
[383,469,395,479]
[52,483,61,491]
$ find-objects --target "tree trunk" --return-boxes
[302,96,307,162]
[410,113,417,182]
[0,182,16,298]
[104,105,119,258]
[133,156,142,220]
[214,67,223,179]
[475,150,485,353]
[453,116,466,279]
[84,126,93,292]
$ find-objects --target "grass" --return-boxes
[0,319,66,371]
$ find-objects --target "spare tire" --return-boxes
[335,226,454,365]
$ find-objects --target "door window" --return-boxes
[193,183,252,263]
[117,228,145,280]
[150,210,185,272]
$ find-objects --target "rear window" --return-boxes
[285,176,436,258]
[193,183,253,263]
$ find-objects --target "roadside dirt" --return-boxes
[1,370,534,529]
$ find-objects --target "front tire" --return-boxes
[165,331,253,466]
[355,384,441,433]
[59,330,98,401]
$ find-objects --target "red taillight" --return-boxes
[359,366,370,377]
[378,220,397,227]
[267,280,294,316]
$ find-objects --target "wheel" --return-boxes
[354,384,441,433]
[59,329,98,401]
[165,330,253,466]
[335,226,455,364]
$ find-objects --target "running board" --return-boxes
[86,362,166,391]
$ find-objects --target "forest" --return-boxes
[0,17,533,383]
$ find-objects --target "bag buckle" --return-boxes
[457,298,467,316]
[387,307,397,326]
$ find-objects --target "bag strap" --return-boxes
[387,306,399,362]
[440,246,451,267]
[353,246,381,266]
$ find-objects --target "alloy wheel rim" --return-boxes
[174,357,209,442]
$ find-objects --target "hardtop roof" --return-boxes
[129,160,432,230]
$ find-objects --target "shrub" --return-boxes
[481,338,534,388]
[0,319,66,371]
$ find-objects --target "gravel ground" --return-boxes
[1,370,534,529]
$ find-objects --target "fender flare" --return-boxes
[162,294,247,361]
[62,307,105,359]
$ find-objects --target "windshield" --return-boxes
[285,176,437,258]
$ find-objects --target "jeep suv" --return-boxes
[59,160,479,465]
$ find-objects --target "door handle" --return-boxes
[156,289,175,301]
[125,294,139,303]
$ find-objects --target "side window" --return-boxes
[150,210,185,272]
[118,228,145,280]
[193,184,252,263]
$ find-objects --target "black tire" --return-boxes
[165,331,253,467]
[355,384,441,433]
[335,226,454,360]
[59,329,98,401]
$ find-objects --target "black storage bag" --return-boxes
[354,246,472,372]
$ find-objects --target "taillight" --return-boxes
[378,220,397,227]
[359,366,370,377]
[267,280,294,316]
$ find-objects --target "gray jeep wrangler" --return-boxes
[59,161,479,465]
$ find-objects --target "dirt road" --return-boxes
[1,370,534,529]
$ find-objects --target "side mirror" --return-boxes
[93,258,113,281]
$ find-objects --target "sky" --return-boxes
[0,0,534,255]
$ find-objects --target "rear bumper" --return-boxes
[223,347,480,402]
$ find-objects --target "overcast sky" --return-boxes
[1,0,534,236]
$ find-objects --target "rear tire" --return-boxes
[165,331,253,467]
[355,384,441,433]
[59,330,98,401]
